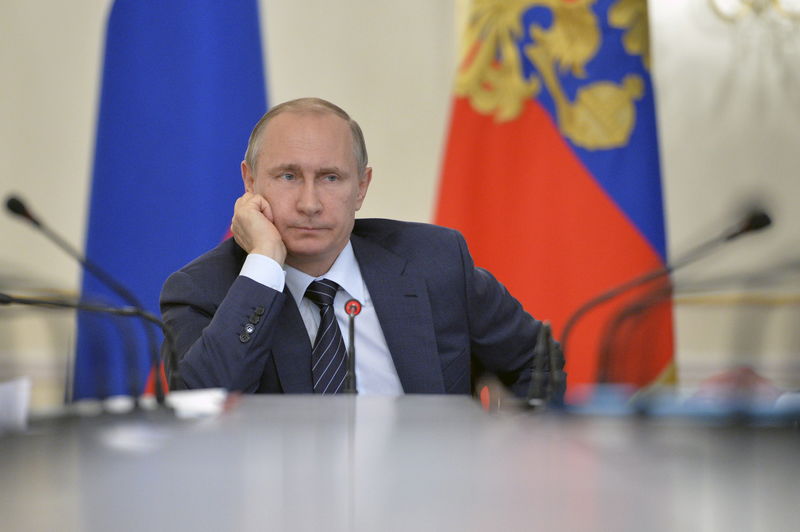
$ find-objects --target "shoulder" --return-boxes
[353,218,465,251]
[166,238,246,292]
[351,219,471,279]
[178,238,245,274]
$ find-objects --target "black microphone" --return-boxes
[6,195,144,308]
[343,299,362,394]
[725,209,772,241]
[560,207,773,380]
[6,196,40,227]
[5,194,167,404]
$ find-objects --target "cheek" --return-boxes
[268,199,292,227]
[328,195,357,220]
[340,185,364,210]
[252,179,267,197]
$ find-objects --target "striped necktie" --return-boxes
[305,279,348,394]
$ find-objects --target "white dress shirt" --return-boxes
[240,242,403,395]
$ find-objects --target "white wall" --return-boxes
[0,1,109,408]
[0,1,798,408]
[260,1,457,223]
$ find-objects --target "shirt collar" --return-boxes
[284,241,364,307]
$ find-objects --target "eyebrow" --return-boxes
[266,163,302,175]
[317,166,347,177]
[266,163,349,177]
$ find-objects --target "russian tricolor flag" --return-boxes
[74,0,267,399]
[436,0,673,393]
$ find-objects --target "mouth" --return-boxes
[290,226,328,232]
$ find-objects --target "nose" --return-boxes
[296,179,322,216]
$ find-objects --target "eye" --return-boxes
[323,174,339,182]
[280,173,295,181]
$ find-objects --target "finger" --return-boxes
[256,195,275,222]
[233,193,250,214]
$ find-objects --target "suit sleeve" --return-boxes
[455,232,543,397]
[160,271,286,392]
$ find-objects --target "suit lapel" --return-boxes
[270,287,314,392]
[351,234,444,393]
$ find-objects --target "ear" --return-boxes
[241,160,255,193]
[355,167,372,211]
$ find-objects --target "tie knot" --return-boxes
[305,279,339,309]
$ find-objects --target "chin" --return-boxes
[286,237,347,266]
[286,242,334,259]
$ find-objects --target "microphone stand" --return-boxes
[343,299,361,394]
[560,208,773,378]
[5,196,166,404]
[526,322,567,410]
[598,258,800,386]
[596,283,673,384]
[598,281,800,425]
[0,292,175,409]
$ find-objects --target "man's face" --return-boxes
[243,111,371,273]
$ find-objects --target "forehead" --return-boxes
[257,111,355,169]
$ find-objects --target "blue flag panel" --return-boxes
[75,0,267,398]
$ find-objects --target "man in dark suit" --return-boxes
[161,98,548,396]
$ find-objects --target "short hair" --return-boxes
[244,97,368,175]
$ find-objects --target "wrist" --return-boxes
[251,243,286,265]
[241,253,286,292]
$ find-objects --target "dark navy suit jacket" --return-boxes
[160,219,542,395]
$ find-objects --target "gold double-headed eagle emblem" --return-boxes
[456,0,651,150]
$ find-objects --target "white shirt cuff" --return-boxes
[240,254,286,292]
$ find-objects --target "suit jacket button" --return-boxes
[244,323,255,334]
[254,306,265,316]
[249,313,260,324]
[239,332,251,343]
